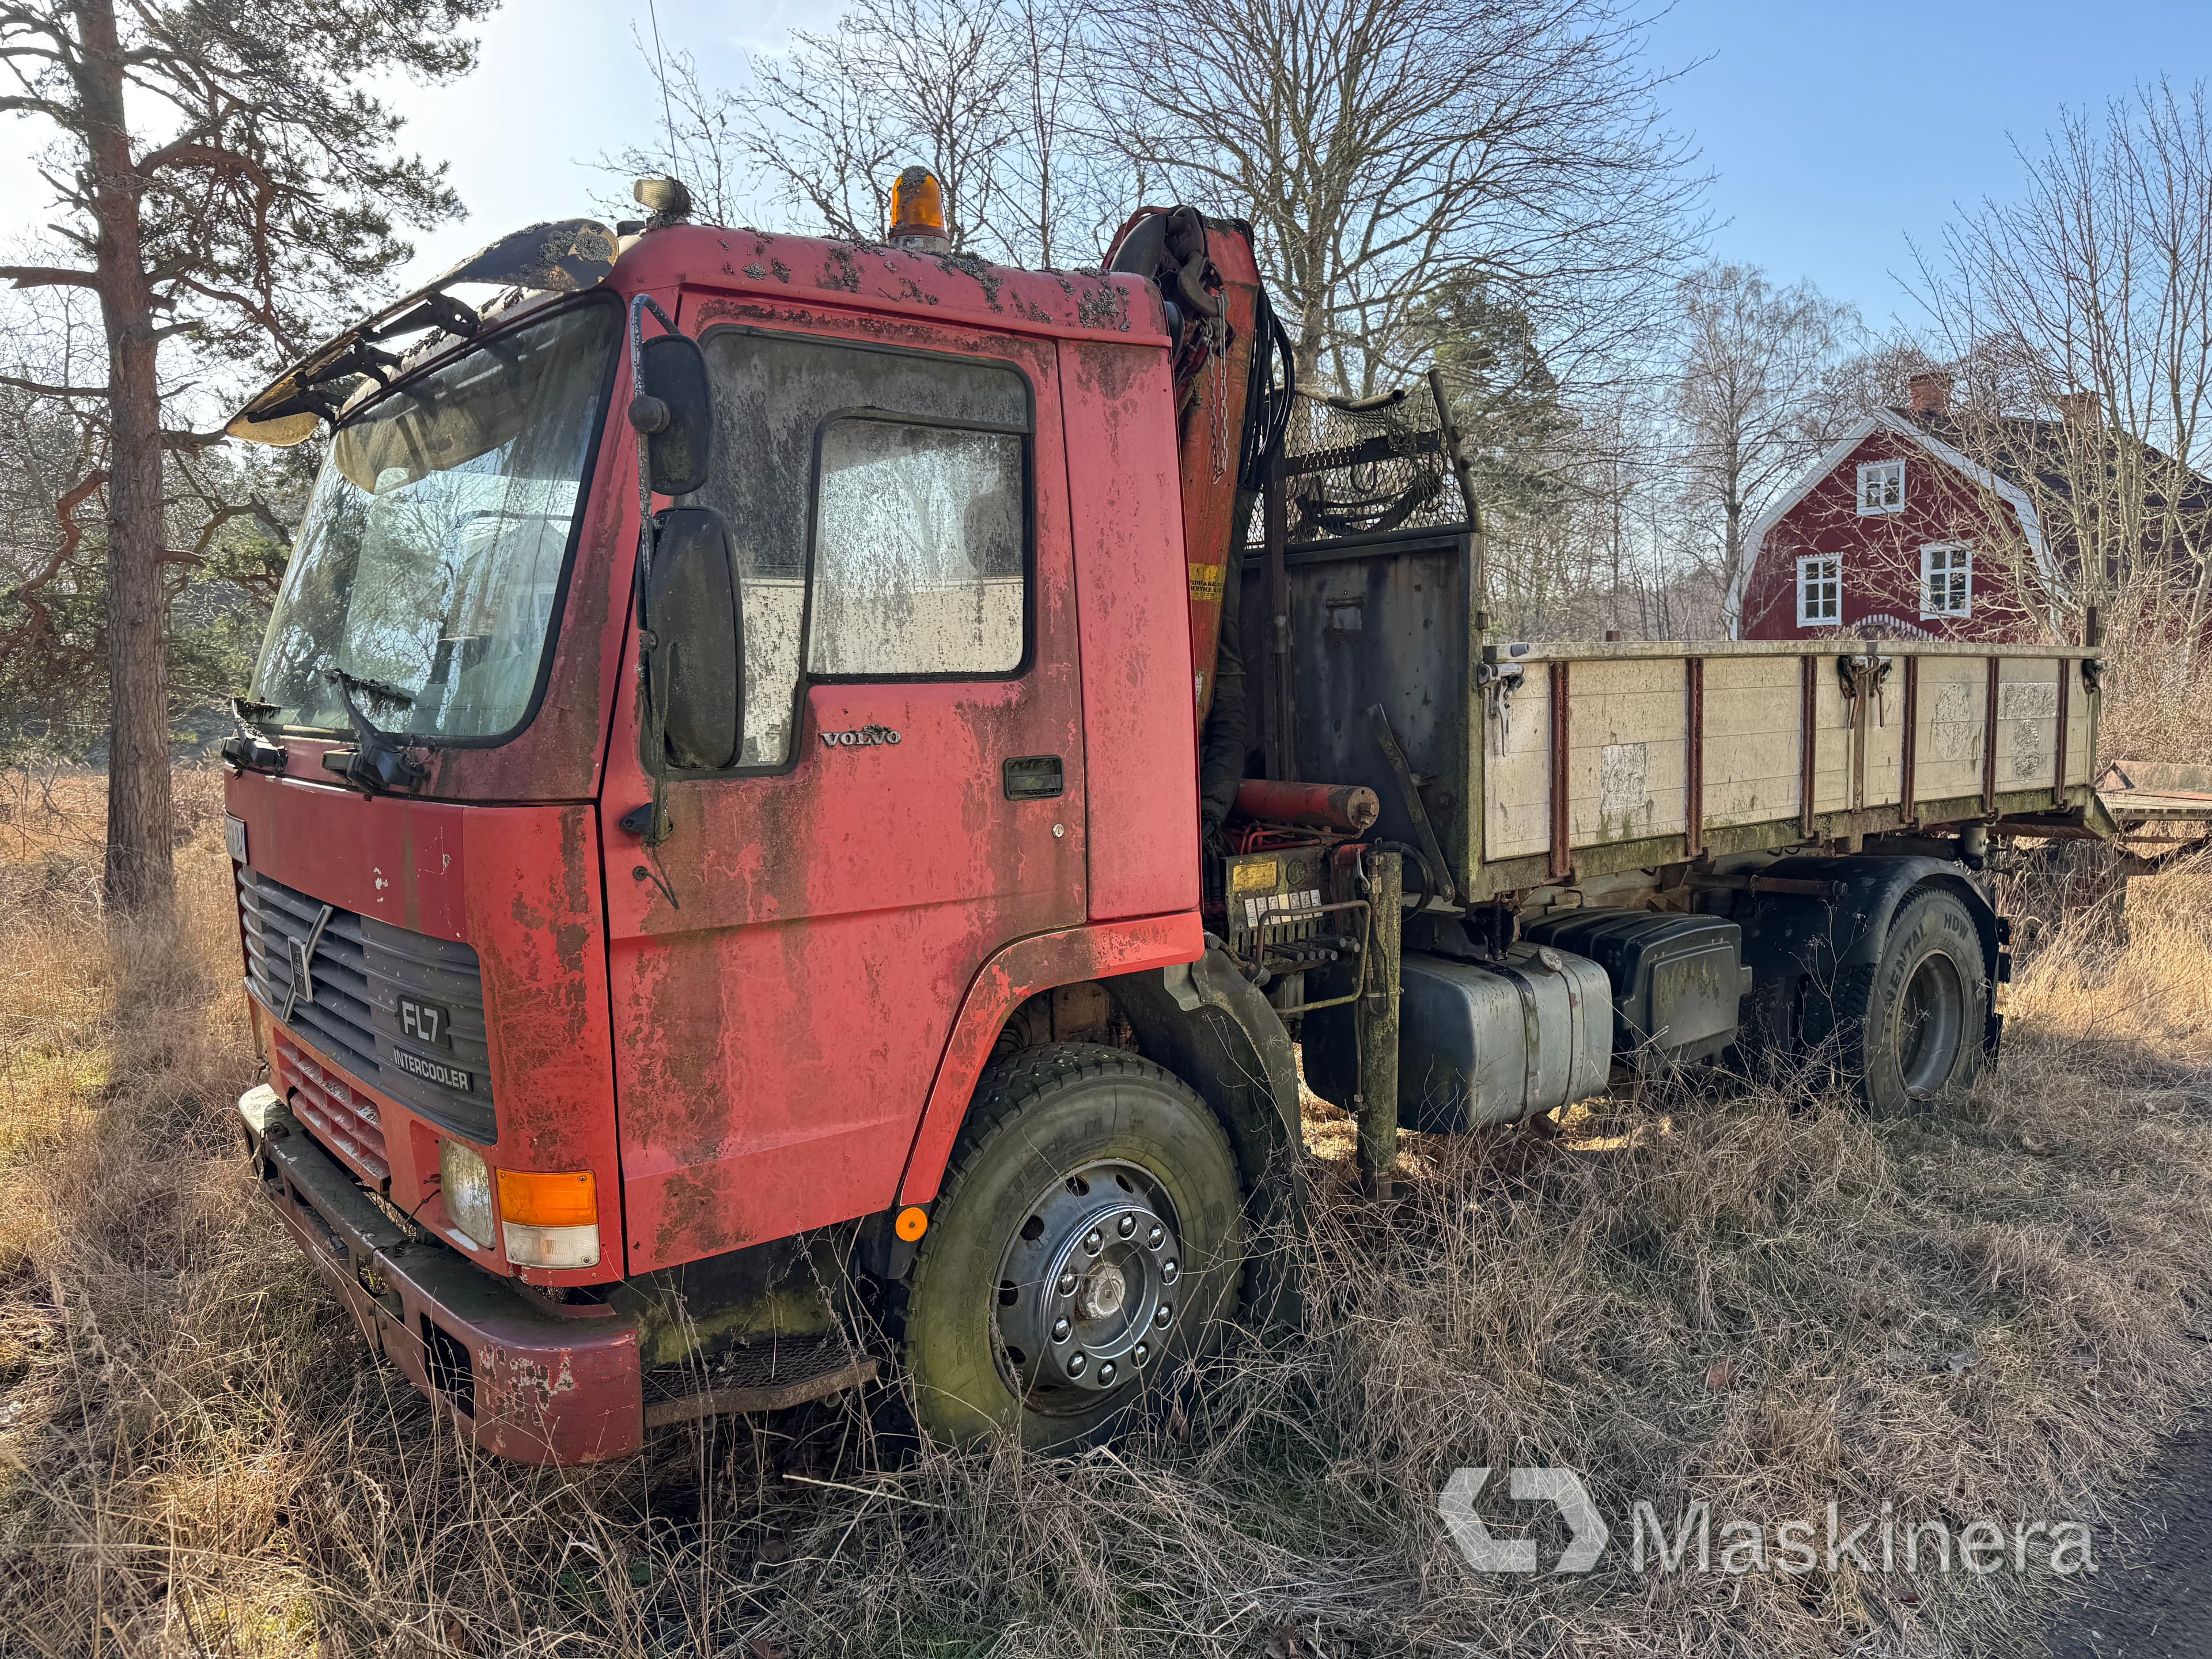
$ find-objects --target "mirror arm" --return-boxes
[627,291,684,856]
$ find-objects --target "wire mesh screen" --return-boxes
[1251,381,1470,547]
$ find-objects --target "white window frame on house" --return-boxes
[1796,554,1842,627]
[1921,542,1972,619]
[1857,459,1906,514]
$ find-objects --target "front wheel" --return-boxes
[1813,886,1990,1112]
[899,1043,1246,1450]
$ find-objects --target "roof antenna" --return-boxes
[646,0,679,172]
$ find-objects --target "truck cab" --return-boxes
[222,200,1287,1460]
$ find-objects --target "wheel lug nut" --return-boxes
[1051,1317,1070,1342]
[1154,1302,1172,1328]
[1097,1361,1117,1385]
[1118,1214,1137,1237]
[1161,1259,1179,1284]
[1067,1352,1086,1376]
[1147,1225,1163,1248]
[1084,1230,1103,1255]
[1133,1342,1149,1365]
[1057,1270,1077,1295]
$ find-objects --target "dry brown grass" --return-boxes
[2088,624,2212,768]
[2,769,2210,1657]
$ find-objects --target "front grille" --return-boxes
[238,866,497,1143]
[273,1027,391,1181]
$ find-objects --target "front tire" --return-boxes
[899,1043,1245,1450]
[1813,886,1990,1112]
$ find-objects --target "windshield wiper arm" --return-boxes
[221,694,289,775]
[320,665,430,796]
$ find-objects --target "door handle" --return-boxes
[1002,755,1064,801]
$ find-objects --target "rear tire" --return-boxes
[1811,887,1989,1113]
[899,1043,1246,1450]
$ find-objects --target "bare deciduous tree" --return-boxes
[741,0,1058,260]
[1915,79,2212,654]
[598,31,751,229]
[0,0,492,910]
[1673,262,1857,635]
[1093,0,1701,394]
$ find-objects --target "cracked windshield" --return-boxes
[251,301,618,739]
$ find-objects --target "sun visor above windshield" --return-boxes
[225,219,618,448]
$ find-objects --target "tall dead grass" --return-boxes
[1,770,2209,1657]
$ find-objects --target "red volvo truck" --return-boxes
[221,176,2103,1462]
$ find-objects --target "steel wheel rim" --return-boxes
[1897,950,1967,1095]
[993,1157,1181,1413]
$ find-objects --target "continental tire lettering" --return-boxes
[391,1048,474,1093]
[820,725,902,749]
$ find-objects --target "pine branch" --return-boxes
[0,372,108,397]
[0,264,99,290]
[0,465,107,657]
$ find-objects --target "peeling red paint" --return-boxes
[600,346,1094,1262]
[224,775,624,1289]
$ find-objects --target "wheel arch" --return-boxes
[1739,854,1999,987]
[1106,946,1304,1330]
[894,914,1207,1209]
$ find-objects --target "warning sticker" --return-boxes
[1188,562,1226,603]
[1243,888,1322,929]
[1229,858,1282,894]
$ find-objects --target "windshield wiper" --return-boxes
[221,695,289,775]
[320,666,430,796]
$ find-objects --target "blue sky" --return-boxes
[4,0,2207,329]
[1643,0,2212,326]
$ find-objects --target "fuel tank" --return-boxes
[1305,942,1612,1131]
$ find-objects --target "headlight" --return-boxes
[438,1139,496,1251]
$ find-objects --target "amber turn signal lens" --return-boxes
[887,166,945,240]
[497,1168,597,1228]
[895,1205,930,1243]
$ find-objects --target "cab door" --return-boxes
[599,312,1087,1272]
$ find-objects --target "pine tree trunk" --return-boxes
[79,0,175,913]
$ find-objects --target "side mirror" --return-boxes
[643,507,743,770]
[629,333,712,496]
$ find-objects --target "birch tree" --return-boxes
[1673,262,1856,635]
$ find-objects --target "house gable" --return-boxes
[1732,413,2059,642]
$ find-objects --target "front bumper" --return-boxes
[237,1086,645,1464]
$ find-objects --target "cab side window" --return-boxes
[688,330,1032,768]
[810,419,1024,677]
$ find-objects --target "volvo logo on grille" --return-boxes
[390,1046,474,1093]
[282,902,335,1023]
[399,995,451,1050]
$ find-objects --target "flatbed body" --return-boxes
[1266,522,2100,900]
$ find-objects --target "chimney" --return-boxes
[2058,390,2103,430]
[1907,370,1953,416]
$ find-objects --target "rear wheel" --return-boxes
[1813,887,1990,1112]
[899,1043,1245,1450]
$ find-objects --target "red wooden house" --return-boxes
[1734,372,2073,643]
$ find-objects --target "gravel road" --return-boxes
[2047,1415,2212,1658]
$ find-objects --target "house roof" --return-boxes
[1896,408,2212,520]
